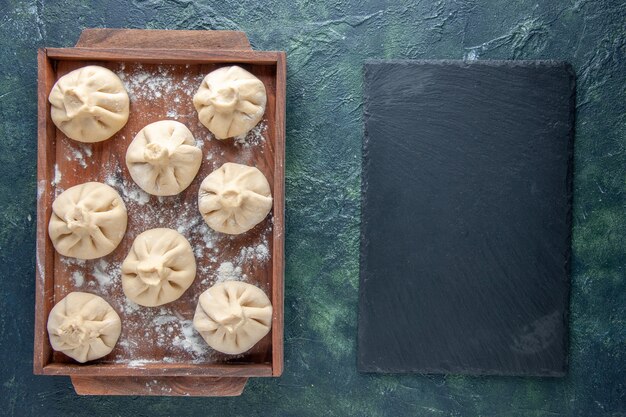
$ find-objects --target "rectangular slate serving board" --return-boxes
[358,60,575,376]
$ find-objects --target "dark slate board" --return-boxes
[358,60,575,376]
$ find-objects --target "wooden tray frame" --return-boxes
[34,29,285,396]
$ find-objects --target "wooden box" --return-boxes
[34,29,285,396]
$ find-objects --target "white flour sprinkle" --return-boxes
[125,187,150,205]
[63,142,94,169]
[191,223,220,265]
[61,257,86,267]
[117,64,202,103]
[153,313,183,348]
[71,148,87,168]
[127,359,159,368]
[122,298,141,315]
[199,223,217,250]
[234,121,267,147]
[104,172,121,188]
[52,164,62,186]
[173,204,204,236]
[71,271,84,287]
[82,145,93,157]
[215,262,243,282]
[153,315,178,326]
[37,180,46,201]
[143,380,173,394]
[255,243,270,260]
[91,259,118,288]
[172,320,209,357]
[236,241,270,264]
[105,172,150,206]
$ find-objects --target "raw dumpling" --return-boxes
[47,292,121,363]
[48,182,127,260]
[48,65,129,143]
[121,228,196,307]
[126,120,202,196]
[193,281,272,354]
[198,162,272,235]
[193,66,266,139]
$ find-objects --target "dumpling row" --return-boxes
[48,278,273,362]
[48,159,273,263]
[49,64,267,143]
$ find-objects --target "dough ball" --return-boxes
[47,292,121,363]
[48,182,127,260]
[48,65,129,143]
[121,228,196,307]
[193,281,272,354]
[126,120,202,196]
[193,66,266,139]
[198,162,272,235]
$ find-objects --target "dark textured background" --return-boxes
[0,0,624,415]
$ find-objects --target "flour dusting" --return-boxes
[117,64,202,104]
[127,359,159,368]
[82,145,93,157]
[121,298,142,315]
[71,271,84,287]
[61,257,86,268]
[64,142,94,169]
[71,147,87,168]
[215,262,243,282]
[105,171,151,206]
[51,164,62,186]
[172,319,210,357]
[234,121,267,147]
[126,187,150,205]
[37,180,46,201]
[236,239,270,264]
[91,258,119,288]
[153,314,179,327]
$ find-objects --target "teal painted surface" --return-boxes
[0,0,624,415]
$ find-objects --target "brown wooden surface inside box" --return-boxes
[34,29,285,396]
